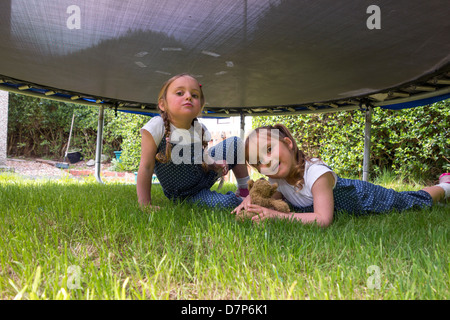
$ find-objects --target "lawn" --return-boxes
[0,173,448,300]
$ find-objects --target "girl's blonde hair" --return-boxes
[155,73,209,171]
[245,124,311,190]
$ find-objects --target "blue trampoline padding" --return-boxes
[380,93,450,110]
[118,110,159,117]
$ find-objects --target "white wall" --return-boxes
[0,90,8,166]
[199,115,253,183]
[199,115,252,139]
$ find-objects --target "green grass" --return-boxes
[0,173,448,300]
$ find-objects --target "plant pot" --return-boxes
[67,151,83,164]
[114,151,122,162]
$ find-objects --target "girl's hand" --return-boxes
[231,195,252,215]
[208,160,229,176]
[139,204,161,214]
[246,204,290,223]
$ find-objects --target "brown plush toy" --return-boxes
[236,178,290,221]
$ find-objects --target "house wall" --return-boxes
[0,90,8,166]
[200,116,253,183]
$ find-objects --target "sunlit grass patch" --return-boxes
[0,174,448,300]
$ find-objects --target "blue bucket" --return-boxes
[113,151,122,162]
[134,172,159,184]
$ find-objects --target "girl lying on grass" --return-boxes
[232,124,450,227]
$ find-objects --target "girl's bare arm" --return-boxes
[136,130,158,209]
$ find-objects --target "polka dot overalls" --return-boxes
[289,177,433,215]
[154,136,243,208]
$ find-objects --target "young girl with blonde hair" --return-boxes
[233,124,450,227]
[137,74,249,210]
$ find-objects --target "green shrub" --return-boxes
[110,112,149,171]
[8,93,150,171]
[8,94,78,158]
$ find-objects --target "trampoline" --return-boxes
[0,0,449,181]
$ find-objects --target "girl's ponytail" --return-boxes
[155,110,172,163]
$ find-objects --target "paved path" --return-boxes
[3,158,136,183]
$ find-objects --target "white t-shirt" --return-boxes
[141,116,211,146]
[268,159,337,208]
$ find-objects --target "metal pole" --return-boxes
[64,112,75,162]
[95,105,104,183]
[362,105,372,181]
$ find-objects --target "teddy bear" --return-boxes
[236,178,290,221]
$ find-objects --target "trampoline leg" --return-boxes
[362,106,372,182]
[95,105,104,184]
[240,111,245,140]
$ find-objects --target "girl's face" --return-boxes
[159,76,203,124]
[248,131,297,183]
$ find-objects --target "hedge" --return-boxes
[7,93,149,170]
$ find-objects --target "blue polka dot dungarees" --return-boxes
[290,177,433,215]
[154,136,243,208]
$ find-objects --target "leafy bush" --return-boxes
[72,107,149,171]
[107,111,149,171]
[8,94,150,171]
[8,94,78,158]
[253,100,450,182]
